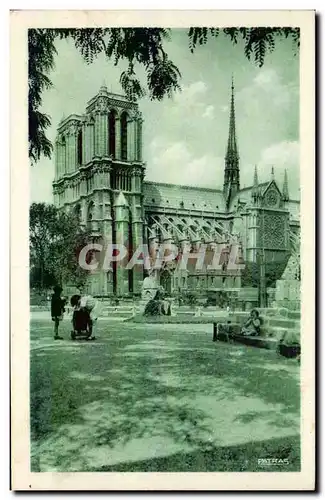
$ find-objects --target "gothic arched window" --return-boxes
[120,112,128,161]
[108,110,116,158]
[87,202,94,231]
[77,129,83,165]
[74,203,81,222]
[61,136,67,173]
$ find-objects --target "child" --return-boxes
[241,309,262,337]
[51,285,66,340]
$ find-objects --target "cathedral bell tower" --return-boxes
[223,77,240,209]
[53,83,146,297]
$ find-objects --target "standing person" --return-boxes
[51,285,66,340]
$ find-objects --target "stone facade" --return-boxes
[53,83,300,298]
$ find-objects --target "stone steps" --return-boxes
[257,307,300,320]
[265,326,300,342]
[229,313,300,330]
[216,331,279,350]
[265,317,300,329]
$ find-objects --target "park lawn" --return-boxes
[30,319,300,472]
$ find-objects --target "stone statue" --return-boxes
[141,270,171,316]
[143,286,171,316]
[141,271,159,301]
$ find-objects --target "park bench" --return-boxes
[126,313,285,351]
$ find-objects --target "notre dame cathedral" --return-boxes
[52,81,300,302]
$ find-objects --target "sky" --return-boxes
[30,29,300,203]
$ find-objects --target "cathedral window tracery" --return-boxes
[120,112,128,161]
[108,110,117,158]
[61,136,67,174]
[260,212,286,248]
[87,202,94,231]
[77,129,83,165]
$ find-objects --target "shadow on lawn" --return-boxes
[87,434,301,472]
[30,324,300,472]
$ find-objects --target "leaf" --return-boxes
[29,27,299,163]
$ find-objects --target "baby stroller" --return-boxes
[70,295,95,341]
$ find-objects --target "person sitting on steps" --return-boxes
[241,308,262,337]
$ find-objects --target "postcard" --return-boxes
[10,9,315,491]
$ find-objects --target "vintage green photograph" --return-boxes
[29,24,303,474]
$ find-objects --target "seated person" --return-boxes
[241,309,262,336]
[143,287,171,316]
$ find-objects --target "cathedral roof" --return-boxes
[228,181,300,221]
[227,182,269,210]
[143,181,225,213]
[238,182,269,193]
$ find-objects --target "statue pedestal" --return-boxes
[140,275,159,314]
[273,279,300,311]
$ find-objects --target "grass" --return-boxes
[30,319,300,472]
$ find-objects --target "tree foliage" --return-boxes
[241,257,290,289]
[30,202,91,290]
[28,27,300,164]
[188,27,299,66]
[28,29,57,163]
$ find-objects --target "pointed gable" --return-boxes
[260,180,283,208]
[260,179,282,198]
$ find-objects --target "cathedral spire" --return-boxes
[253,164,259,187]
[223,76,240,204]
[271,166,275,181]
[226,75,238,158]
[282,169,289,202]
[99,81,108,95]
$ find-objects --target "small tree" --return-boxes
[30,203,58,290]
[30,203,91,291]
[241,258,290,288]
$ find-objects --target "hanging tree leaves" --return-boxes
[188,27,300,65]
[28,27,299,164]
